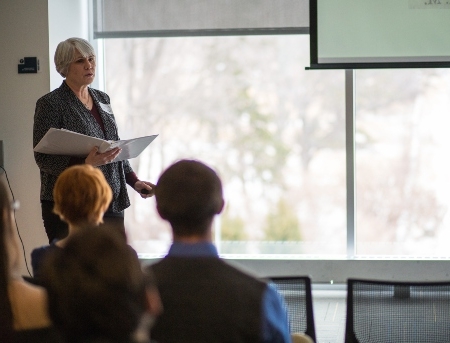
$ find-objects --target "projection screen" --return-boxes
[309,0,450,69]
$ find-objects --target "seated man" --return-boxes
[147,159,291,343]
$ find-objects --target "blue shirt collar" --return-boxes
[167,241,219,257]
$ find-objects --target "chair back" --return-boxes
[345,278,450,343]
[269,276,316,342]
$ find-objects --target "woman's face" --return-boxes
[66,50,96,87]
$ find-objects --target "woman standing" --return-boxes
[33,37,154,243]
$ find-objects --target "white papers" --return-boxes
[34,128,158,161]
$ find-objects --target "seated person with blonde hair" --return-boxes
[31,164,113,280]
[0,179,60,342]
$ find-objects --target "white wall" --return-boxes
[0,0,88,275]
[48,0,90,90]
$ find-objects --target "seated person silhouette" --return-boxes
[40,226,162,343]
[146,159,291,343]
[31,164,112,280]
[0,179,61,342]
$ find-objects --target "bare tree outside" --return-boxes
[356,69,450,256]
[103,35,450,257]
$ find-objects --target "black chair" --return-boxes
[269,276,316,342]
[345,278,450,343]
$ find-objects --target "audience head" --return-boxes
[54,37,96,77]
[53,164,112,227]
[41,227,148,343]
[155,159,224,237]
[0,179,20,341]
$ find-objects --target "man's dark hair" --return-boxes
[155,159,223,236]
[40,227,147,343]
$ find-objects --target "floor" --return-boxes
[311,286,347,343]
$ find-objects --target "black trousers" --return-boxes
[41,201,126,243]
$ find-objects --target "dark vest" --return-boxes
[149,256,266,343]
[14,327,63,343]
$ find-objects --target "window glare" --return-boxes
[104,36,346,257]
[356,68,450,257]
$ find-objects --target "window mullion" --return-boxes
[346,69,356,257]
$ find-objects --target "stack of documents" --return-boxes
[34,128,158,162]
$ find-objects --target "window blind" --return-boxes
[93,0,309,38]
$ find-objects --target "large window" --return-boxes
[355,68,450,257]
[103,36,450,259]
[104,35,347,257]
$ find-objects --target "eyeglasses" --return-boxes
[11,200,20,210]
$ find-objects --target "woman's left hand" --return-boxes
[134,181,155,198]
[85,146,121,167]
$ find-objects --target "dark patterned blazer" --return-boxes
[33,81,133,213]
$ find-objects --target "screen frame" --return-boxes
[308,0,450,70]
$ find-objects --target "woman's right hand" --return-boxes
[85,146,121,167]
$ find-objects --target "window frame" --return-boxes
[93,7,450,284]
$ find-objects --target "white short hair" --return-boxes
[54,37,96,77]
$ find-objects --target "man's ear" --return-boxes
[216,199,225,215]
[156,205,167,220]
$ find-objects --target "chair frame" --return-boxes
[269,276,316,343]
[345,278,450,343]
